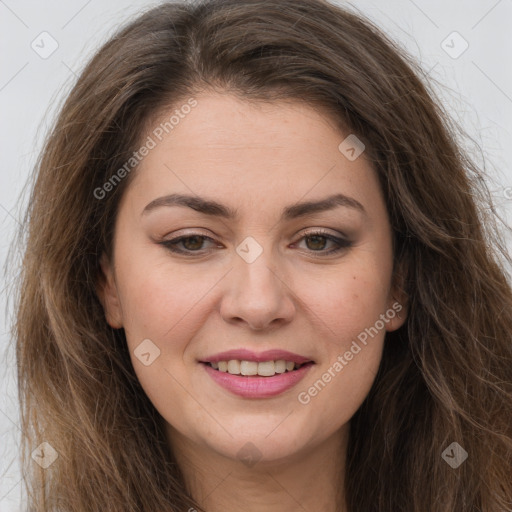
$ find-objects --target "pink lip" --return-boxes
[201,349,313,365]
[202,362,314,398]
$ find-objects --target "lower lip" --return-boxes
[202,362,314,398]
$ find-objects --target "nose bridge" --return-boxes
[219,235,295,329]
[234,235,282,300]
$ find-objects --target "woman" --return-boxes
[13,0,512,510]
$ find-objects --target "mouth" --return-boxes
[199,350,315,398]
[202,359,314,377]
[201,360,314,398]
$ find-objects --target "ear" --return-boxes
[96,253,124,329]
[385,263,409,332]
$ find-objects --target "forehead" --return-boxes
[121,92,382,221]
[151,93,342,150]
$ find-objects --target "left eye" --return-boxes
[160,231,351,256]
[294,232,351,254]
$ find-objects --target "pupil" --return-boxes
[184,236,203,250]
[306,235,326,251]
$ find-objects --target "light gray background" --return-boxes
[1,0,511,509]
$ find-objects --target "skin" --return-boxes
[98,91,407,512]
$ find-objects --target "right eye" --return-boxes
[159,234,222,255]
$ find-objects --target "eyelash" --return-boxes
[159,229,352,257]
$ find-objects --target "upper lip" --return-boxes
[200,349,314,365]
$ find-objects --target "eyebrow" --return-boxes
[141,192,366,220]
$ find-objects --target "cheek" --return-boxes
[296,289,387,434]
[114,249,220,344]
[292,254,390,417]
[292,256,392,342]
[298,343,384,440]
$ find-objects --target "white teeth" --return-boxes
[227,360,240,374]
[257,361,275,376]
[274,360,286,373]
[240,361,258,376]
[208,359,305,376]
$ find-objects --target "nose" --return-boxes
[219,246,296,331]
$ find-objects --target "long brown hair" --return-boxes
[12,0,512,510]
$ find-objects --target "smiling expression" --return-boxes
[98,91,407,464]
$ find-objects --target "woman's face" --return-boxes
[99,92,406,465]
